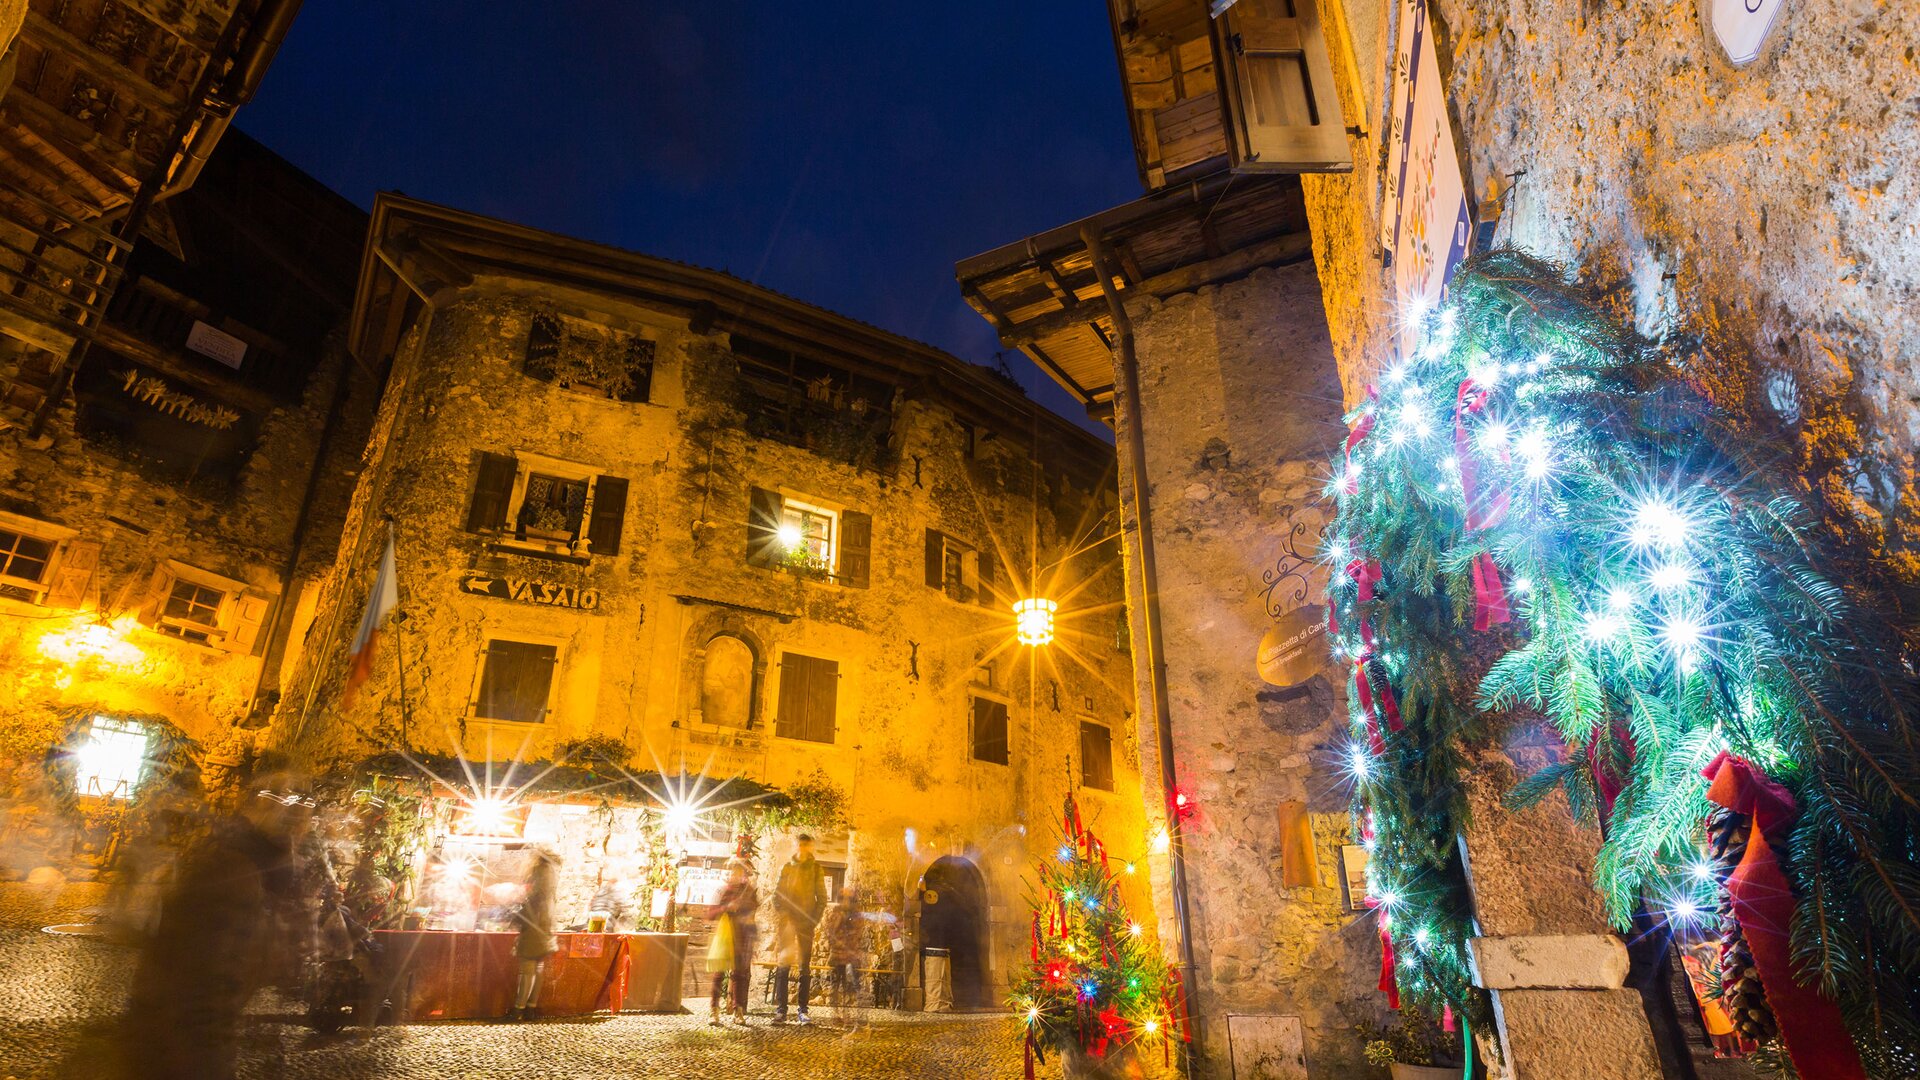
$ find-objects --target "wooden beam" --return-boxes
[376,232,475,308]
[3,93,152,188]
[22,12,187,115]
[996,230,1311,347]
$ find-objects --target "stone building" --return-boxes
[963,0,1920,1077]
[0,126,366,875]
[267,194,1152,1004]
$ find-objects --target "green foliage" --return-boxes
[1329,249,1920,1075]
[1012,796,1180,1064]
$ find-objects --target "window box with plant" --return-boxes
[465,450,629,563]
[746,487,871,588]
[1360,1014,1463,1080]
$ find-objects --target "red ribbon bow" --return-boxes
[1376,908,1401,1009]
[1346,558,1384,603]
[1343,385,1380,494]
[1700,753,1865,1080]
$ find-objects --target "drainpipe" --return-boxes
[1081,224,1201,1066]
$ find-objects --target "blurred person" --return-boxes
[705,858,759,1025]
[822,886,864,1012]
[118,777,310,1080]
[771,834,826,1024]
[508,845,560,1021]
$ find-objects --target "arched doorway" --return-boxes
[919,855,990,1008]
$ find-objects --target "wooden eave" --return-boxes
[953,172,1312,412]
[349,194,1116,479]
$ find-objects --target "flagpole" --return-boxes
[388,519,413,748]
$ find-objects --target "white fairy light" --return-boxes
[1350,746,1372,780]
[1512,577,1533,595]
[1629,498,1692,550]
[1479,421,1511,449]
[1650,562,1693,591]
[1607,587,1636,612]
[1583,611,1624,642]
[1662,614,1703,653]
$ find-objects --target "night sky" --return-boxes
[240,2,1141,435]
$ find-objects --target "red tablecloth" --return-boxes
[373,931,631,1020]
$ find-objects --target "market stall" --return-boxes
[372,929,686,1020]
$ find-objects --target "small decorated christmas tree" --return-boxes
[1013,796,1183,1078]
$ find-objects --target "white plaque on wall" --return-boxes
[186,320,248,369]
[1703,0,1788,67]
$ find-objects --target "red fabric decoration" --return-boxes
[1353,664,1388,755]
[1026,1029,1038,1080]
[1588,720,1636,823]
[1441,1003,1455,1033]
[1347,558,1384,603]
[1470,551,1511,630]
[1701,753,1866,1080]
[1377,909,1401,1009]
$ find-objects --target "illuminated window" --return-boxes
[164,580,224,626]
[75,717,151,800]
[779,498,837,569]
[0,528,54,602]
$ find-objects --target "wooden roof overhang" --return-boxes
[349,194,1117,481]
[953,172,1312,418]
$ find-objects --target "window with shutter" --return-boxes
[924,529,947,589]
[839,510,872,588]
[0,527,57,603]
[1214,0,1352,172]
[1080,721,1116,791]
[43,540,99,608]
[466,452,518,533]
[586,475,629,556]
[971,698,1010,765]
[475,639,559,723]
[776,652,838,743]
[747,487,784,567]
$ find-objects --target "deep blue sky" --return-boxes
[240,1,1140,435]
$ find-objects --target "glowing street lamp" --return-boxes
[1013,597,1057,646]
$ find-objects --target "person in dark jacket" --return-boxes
[772,834,827,1023]
[509,846,560,1021]
[706,858,759,1025]
[119,784,307,1080]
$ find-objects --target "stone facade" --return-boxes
[0,137,367,877]
[1114,263,1382,1075]
[268,200,1154,1000]
[1308,0,1920,570]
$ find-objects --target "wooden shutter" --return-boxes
[777,653,838,743]
[972,698,1009,765]
[223,594,271,655]
[477,640,558,723]
[839,510,872,588]
[1080,722,1115,791]
[43,540,100,608]
[135,563,174,626]
[924,529,946,589]
[1214,0,1351,172]
[746,487,783,567]
[975,548,995,608]
[466,452,517,533]
[587,475,629,556]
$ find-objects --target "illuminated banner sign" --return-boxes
[1380,0,1472,359]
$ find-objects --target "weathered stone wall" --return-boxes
[0,336,357,874]
[1312,0,1920,569]
[270,280,1154,996]
[1114,262,1384,1076]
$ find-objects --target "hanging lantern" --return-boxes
[1013,597,1058,646]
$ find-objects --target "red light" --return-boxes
[1174,793,1188,807]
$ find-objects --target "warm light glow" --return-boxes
[1013,597,1058,646]
[1128,921,1143,937]
[1150,827,1171,855]
[776,523,805,548]
[1027,1005,1041,1023]
[1144,1019,1160,1035]
[1124,862,1137,875]
[38,616,145,668]
[459,796,518,836]
[72,716,150,800]
[663,799,701,836]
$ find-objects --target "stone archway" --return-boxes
[919,854,990,1009]
[676,612,770,730]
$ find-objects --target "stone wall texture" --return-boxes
[1310,0,1920,569]
[1115,263,1385,1077]
[269,280,1154,996]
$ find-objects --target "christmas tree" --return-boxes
[1327,248,1918,1079]
[1013,796,1184,1077]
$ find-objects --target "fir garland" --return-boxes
[1326,249,1919,1076]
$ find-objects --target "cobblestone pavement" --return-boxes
[0,883,1175,1079]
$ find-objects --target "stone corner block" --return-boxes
[1470,933,1628,990]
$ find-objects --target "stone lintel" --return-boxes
[1470,933,1629,990]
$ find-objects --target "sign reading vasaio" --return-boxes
[1702,0,1787,66]
[459,572,600,611]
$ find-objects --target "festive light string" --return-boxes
[1327,250,1918,1077]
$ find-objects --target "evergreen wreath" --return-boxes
[1326,248,1918,1078]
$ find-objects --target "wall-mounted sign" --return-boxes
[186,320,248,369]
[459,572,599,611]
[1701,0,1787,66]
[1257,605,1328,687]
[1380,0,1473,361]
